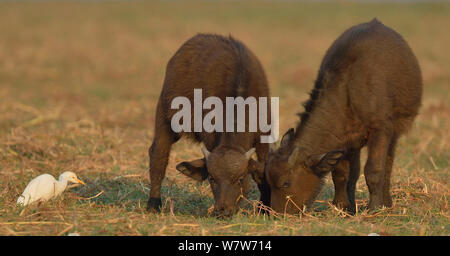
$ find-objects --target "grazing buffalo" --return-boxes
[147,34,272,217]
[263,19,422,214]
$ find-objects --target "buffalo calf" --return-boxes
[147,34,271,217]
[264,19,422,214]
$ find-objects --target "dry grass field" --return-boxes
[0,1,448,236]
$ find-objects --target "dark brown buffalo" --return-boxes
[147,34,271,217]
[263,19,422,214]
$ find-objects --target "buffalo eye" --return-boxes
[237,175,245,185]
[281,181,291,188]
[208,176,216,184]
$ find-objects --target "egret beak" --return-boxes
[76,178,86,185]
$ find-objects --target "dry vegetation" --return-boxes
[0,1,448,236]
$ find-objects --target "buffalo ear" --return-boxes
[176,158,208,181]
[248,159,265,186]
[280,128,294,148]
[308,151,345,175]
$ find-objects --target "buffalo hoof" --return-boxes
[147,197,162,213]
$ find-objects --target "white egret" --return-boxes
[17,171,86,206]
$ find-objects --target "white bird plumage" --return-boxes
[17,171,86,206]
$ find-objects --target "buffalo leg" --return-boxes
[332,159,350,211]
[255,142,270,208]
[346,149,361,214]
[147,110,176,212]
[383,137,397,208]
[364,128,392,210]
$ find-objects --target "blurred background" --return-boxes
[0,1,448,235]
